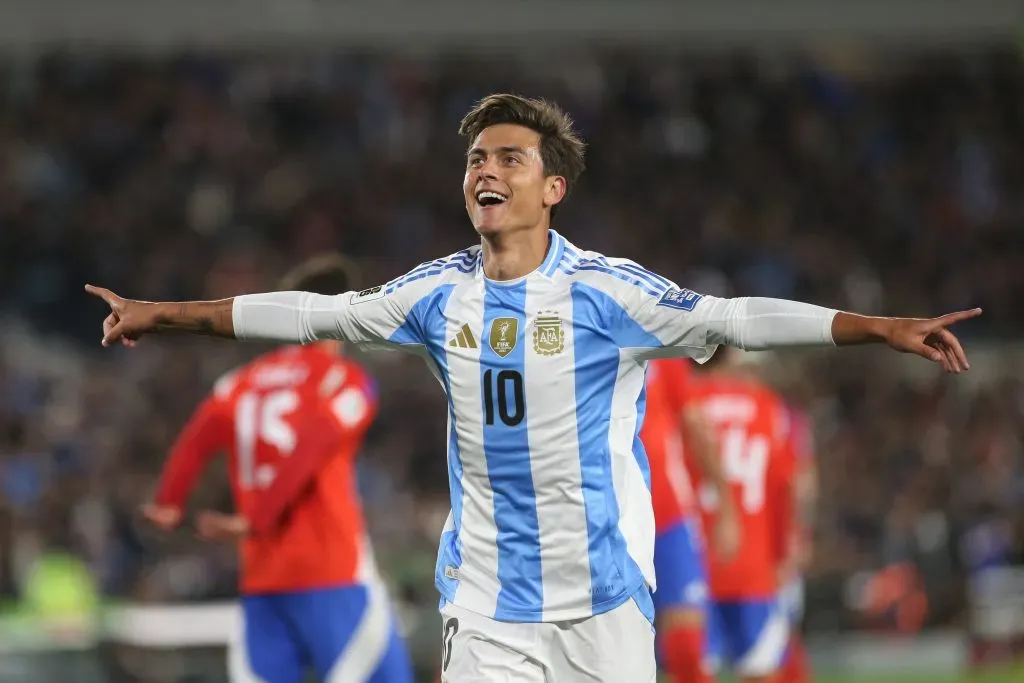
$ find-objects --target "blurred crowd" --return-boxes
[0,46,1022,631]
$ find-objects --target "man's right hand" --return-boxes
[196,510,251,542]
[85,285,162,348]
[140,503,182,532]
[86,285,235,344]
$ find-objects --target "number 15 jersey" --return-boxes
[234,230,730,623]
[155,344,379,594]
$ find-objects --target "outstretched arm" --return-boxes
[85,286,235,346]
[86,276,431,350]
[697,297,981,370]
[84,287,337,345]
[628,287,981,375]
[829,309,976,367]
[142,396,228,530]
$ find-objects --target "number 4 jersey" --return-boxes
[684,374,796,600]
[154,344,379,594]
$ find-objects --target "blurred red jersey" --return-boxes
[155,344,378,594]
[684,374,795,600]
[640,358,697,534]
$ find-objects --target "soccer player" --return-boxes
[86,94,978,682]
[139,255,414,683]
[685,348,800,682]
[777,404,818,683]
[641,357,739,683]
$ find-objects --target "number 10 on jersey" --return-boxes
[482,369,525,427]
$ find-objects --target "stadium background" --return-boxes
[1,0,1023,681]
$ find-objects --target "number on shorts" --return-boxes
[441,617,459,672]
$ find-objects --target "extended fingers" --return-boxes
[102,320,126,347]
[913,339,944,365]
[937,328,969,371]
[85,284,121,307]
[939,342,960,373]
[934,308,982,327]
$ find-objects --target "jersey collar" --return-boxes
[538,229,566,279]
[475,229,567,284]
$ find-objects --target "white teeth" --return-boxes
[477,191,508,204]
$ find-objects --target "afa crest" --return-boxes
[532,311,565,356]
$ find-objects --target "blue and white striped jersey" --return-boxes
[327,230,721,623]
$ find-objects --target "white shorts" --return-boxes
[779,578,805,624]
[439,597,656,683]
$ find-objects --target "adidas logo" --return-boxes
[448,324,478,349]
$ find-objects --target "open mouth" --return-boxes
[476,190,509,207]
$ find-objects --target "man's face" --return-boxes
[463,123,566,237]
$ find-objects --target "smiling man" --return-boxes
[87,94,979,682]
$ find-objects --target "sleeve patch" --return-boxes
[330,387,368,429]
[656,288,704,312]
[350,285,385,305]
[213,369,240,399]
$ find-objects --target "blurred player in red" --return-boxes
[141,255,414,683]
[684,348,798,683]
[777,404,818,683]
[641,357,740,683]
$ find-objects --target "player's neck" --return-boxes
[480,227,550,282]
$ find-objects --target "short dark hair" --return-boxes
[278,253,361,295]
[459,94,586,207]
